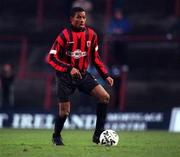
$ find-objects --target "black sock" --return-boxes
[94,103,108,136]
[54,115,67,137]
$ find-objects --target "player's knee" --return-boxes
[99,93,110,104]
[59,103,70,117]
[59,109,70,117]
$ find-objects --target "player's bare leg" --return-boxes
[91,85,110,144]
[52,101,71,146]
[91,85,110,104]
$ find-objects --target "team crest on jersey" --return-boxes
[87,41,91,47]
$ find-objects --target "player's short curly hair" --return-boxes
[70,7,85,17]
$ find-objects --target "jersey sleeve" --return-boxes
[48,31,72,73]
[91,33,109,79]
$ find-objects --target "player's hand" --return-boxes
[106,76,114,87]
[70,67,82,79]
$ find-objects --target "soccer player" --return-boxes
[48,7,114,145]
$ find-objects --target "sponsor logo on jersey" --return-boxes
[66,49,87,59]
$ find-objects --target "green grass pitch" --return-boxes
[0,129,180,157]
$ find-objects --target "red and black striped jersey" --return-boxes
[48,25,109,79]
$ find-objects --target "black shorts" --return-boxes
[56,71,99,102]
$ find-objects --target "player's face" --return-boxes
[71,11,86,29]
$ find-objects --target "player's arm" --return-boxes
[91,33,114,86]
[48,32,73,73]
[91,33,108,79]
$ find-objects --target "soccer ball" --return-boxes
[99,129,119,146]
